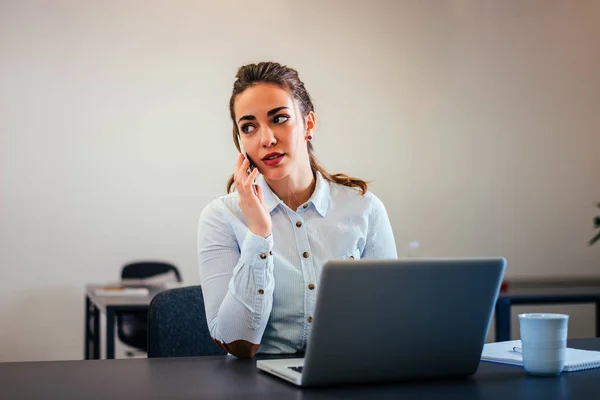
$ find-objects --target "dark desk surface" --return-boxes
[2,338,600,399]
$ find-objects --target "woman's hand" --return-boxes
[235,153,272,238]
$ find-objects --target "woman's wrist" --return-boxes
[250,228,271,238]
[248,223,271,238]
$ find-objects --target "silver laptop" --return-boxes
[257,257,506,387]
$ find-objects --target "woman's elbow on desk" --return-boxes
[213,338,260,359]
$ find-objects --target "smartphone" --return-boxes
[237,135,257,194]
[237,135,256,173]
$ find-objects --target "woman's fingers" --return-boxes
[234,157,250,192]
[235,155,259,199]
[235,154,245,179]
[244,167,259,187]
[242,168,259,198]
[238,158,250,175]
[255,184,264,204]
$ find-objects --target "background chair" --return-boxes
[147,285,226,358]
[117,261,182,356]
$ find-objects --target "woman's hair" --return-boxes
[226,61,368,195]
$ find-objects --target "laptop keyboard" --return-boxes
[288,366,303,373]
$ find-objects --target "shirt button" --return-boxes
[258,289,264,295]
[303,204,308,209]
[307,316,313,323]
[349,256,354,259]
[308,283,315,290]
[303,252,310,258]
[296,221,303,228]
[269,250,273,256]
[260,253,267,259]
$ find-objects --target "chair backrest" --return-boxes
[147,285,226,358]
[121,261,182,282]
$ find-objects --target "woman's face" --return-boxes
[233,83,315,182]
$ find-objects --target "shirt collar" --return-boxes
[309,171,330,217]
[255,171,330,217]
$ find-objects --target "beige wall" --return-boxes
[1,0,599,361]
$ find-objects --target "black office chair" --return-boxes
[117,261,182,355]
[147,285,226,358]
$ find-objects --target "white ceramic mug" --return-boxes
[518,313,569,376]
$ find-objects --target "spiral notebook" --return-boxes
[481,340,600,372]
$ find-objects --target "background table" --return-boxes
[495,278,600,342]
[3,338,600,399]
[84,283,180,359]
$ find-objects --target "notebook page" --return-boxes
[481,340,600,372]
[563,347,600,372]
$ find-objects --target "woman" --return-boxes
[198,62,397,358]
